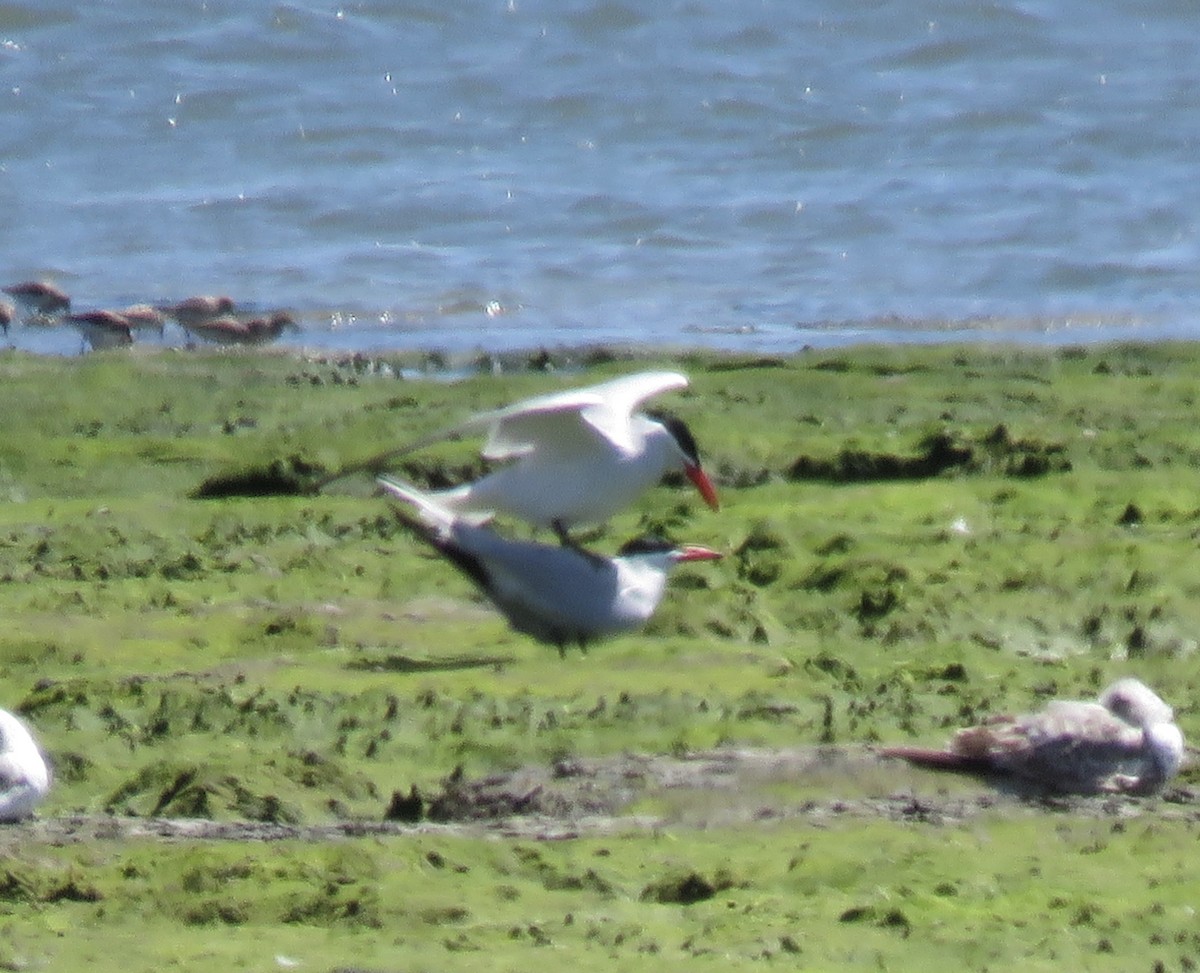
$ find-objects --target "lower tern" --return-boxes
[378,475,722,653]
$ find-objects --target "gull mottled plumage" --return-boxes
[881,677,1184,795]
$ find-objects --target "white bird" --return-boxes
[0,708,51,822]
[880,677,1184,795]
[378,475,722,653]
[378,371,720,549]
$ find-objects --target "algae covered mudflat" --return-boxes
[1,342,1199,971]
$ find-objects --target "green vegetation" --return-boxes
[2,341,1200,970]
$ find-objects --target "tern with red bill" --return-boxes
[378,475,722,653]
[368,371,719,549]
[0,708,51,822]
[880,677,1183,795]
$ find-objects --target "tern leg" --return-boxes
[550,518,609,569]
[551,518,576,548]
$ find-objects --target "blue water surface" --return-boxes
[1,0,1198,355]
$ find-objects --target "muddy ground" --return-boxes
[6,745,1197,850]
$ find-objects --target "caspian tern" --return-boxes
[880,677,1184,795]
[378,475,722,653]
[374,371,719,547]
[0,708,51,822]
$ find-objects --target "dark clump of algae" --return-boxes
[3,342,1200,971]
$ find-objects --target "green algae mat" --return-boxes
[1,342,1199,971]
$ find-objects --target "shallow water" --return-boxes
[2,1,1198,355]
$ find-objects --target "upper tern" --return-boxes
[390,371,720,545]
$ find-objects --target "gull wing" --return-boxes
[886,693,1176,795]
[1021,700,1134,745]
[953,701,1125,757]
[955,701,1145,791]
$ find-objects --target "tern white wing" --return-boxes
[320,371,693,491]
[460,371,689,460]
[472,374,691,463]
[477,394,608,461]
[571,370,688,450]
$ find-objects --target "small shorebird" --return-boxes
[119,303,167,337]
[0,707,51,822]
[65,310,134,352]
[880,677,1184,795]
[160,294,235,328]
[3,280,71,319]
[360,371,719,550]
[183,311,297,346]
[378,475,722,653]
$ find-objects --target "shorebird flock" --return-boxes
[0,364,1188,822]
[1,279,297,352]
